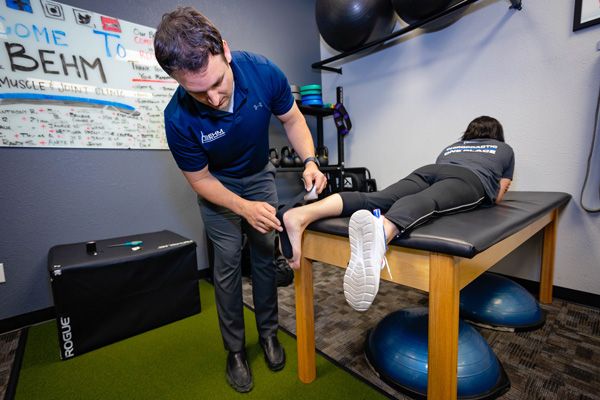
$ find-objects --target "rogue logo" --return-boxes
[201,128,226,143]
[60,317,75,358]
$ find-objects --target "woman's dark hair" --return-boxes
[462,116,505,142]
[154,7,224,76]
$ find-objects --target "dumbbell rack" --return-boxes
[277,87,348,194]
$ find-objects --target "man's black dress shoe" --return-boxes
[259,335,286,371]
[226,351,253,393]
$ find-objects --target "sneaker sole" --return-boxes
[343,210,382,312]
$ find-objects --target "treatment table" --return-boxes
[293,191,570,399]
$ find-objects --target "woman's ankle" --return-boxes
[382,217,400,243]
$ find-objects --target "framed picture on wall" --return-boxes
[573,0,600,31]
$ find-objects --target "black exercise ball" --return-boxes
[392,0,467,31]
[316,0,396,52]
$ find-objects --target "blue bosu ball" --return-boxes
[460,272,545,331]
[365,307,509,399]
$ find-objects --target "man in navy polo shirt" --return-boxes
[154,7,327,393]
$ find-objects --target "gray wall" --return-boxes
[0,0,321,320]
[320,0,600,294]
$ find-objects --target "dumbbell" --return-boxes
[280,146,295,168]
[292,149,303,167]
[317,146,329,166]
[269,148,280,167]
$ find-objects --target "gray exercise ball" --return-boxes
[316,0,397,52]
[392,0,468,31]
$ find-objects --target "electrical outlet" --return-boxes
[0,263,5,283]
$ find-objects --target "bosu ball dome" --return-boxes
[460,272,546,331]
[365,307,510,399]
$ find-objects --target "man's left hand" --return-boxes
[302,162,327,194]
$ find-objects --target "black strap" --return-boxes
[279,188,311,216]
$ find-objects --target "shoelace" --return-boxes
[381,255,392,280]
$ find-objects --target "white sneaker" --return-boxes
[343,209,390,312]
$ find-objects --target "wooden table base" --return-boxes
[294,209,558,399]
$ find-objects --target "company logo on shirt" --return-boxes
[201,128,226,144]
[253,102,263,111]
[443,144,497,156]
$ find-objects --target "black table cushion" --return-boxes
[307,192,571,258]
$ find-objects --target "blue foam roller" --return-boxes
[302,99,323,106]
[299,88,322,94]
[460,272,545,330]
[300,84,321,91]
[301,94,323,101]
[365,307,510,399]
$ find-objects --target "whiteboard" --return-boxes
[0,0,177,149]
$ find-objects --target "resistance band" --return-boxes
[333,103,352,136]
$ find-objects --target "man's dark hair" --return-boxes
[462,116,505,142]
[154,7,224,76]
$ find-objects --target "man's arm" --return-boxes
[182,166,282,234]
[496,178,512,204]
[277,102,327,193]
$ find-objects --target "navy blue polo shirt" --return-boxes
[164,51,294,178]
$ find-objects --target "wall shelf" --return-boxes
[298,105,334,118]
[312,0,523,74]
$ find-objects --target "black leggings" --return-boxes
[339,164,486,237]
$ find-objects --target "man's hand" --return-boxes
[302,162,327,194]
[239,200,283,234]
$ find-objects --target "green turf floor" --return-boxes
[15,280,386,399]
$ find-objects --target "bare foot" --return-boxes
[281,207,308,270]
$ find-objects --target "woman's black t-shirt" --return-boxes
[436,138,515,203]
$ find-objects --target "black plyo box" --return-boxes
[48,230,200,359]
